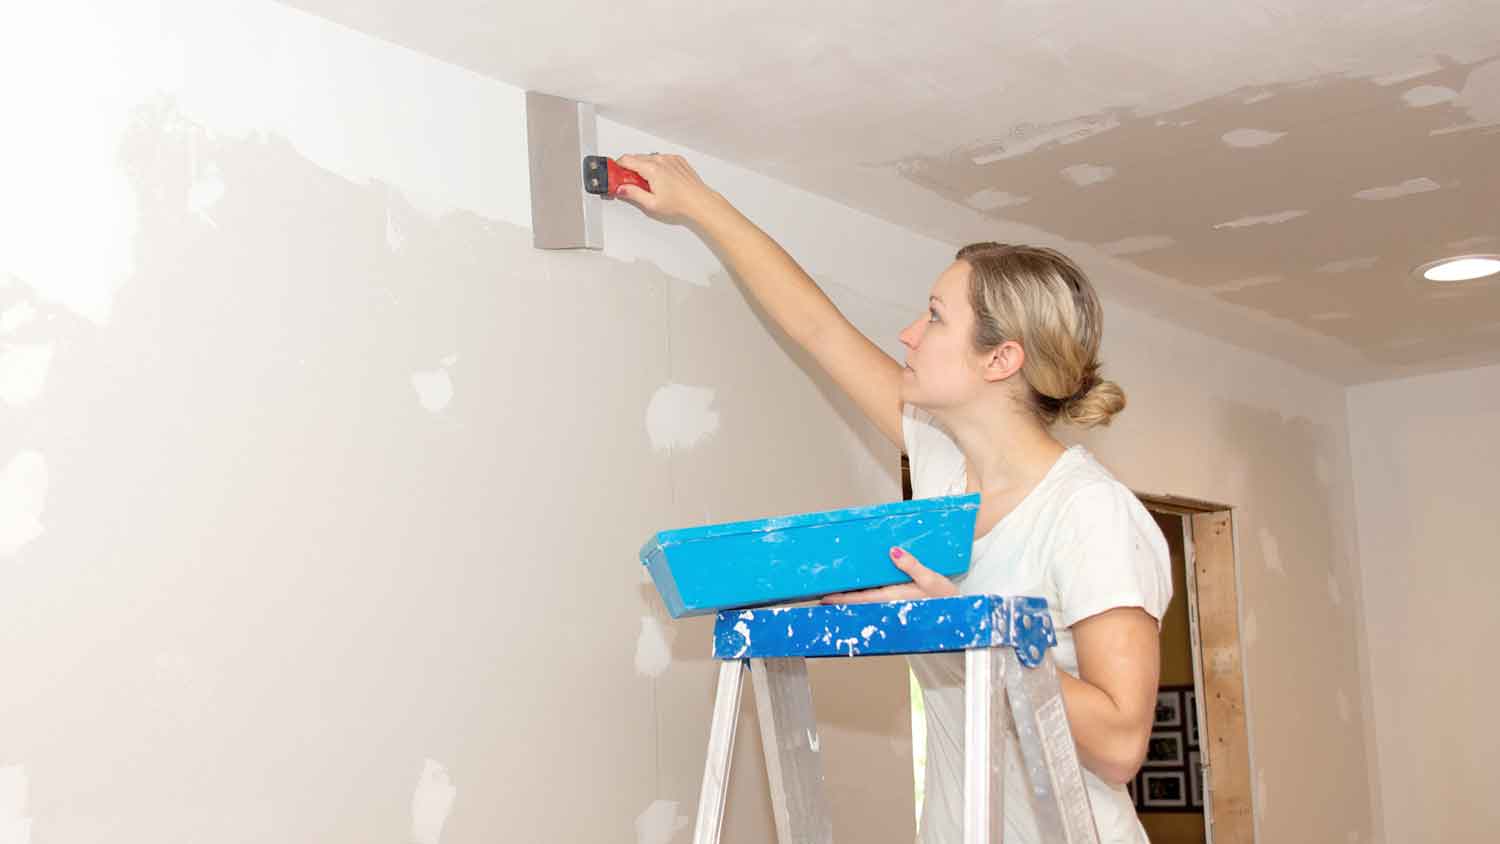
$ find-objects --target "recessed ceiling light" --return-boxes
[1415,254,1500,282]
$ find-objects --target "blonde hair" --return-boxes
[955,242,1126,427]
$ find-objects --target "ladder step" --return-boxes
[712,595,1057,663]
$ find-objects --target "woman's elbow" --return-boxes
[1091,731,1149,786]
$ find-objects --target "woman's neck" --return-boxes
[939,401,1067,497]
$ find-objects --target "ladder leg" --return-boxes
[1004,651,1101,844]
[749,657,834,844]
[964,647,1012,844]
[694,660,746,844]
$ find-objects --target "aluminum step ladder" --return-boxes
[692,594,1101,844]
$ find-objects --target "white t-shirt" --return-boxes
[902,404,1173,844]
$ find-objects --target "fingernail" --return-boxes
[890,547,904,560]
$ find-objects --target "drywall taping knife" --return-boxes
[583,156,650,198]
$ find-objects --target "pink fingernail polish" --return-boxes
[891,547,904,559]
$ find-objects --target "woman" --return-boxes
[616,154,1172,843]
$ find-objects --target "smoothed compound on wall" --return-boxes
[635,799,688,844]
[0,451,47,558]
[634,616,674,678]
[0,764,30,844]
[411,361,455,413]
[645,383,719,452]
[411,759,456,844]
[0,302,38,336]
[0,344,53,408]
[1259,526,1285,575]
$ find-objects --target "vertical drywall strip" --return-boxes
[525,92,602,250]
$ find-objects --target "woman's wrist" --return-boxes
[686,189,732,226]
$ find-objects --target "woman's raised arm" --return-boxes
[616,154,905,448]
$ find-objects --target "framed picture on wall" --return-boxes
[1185,689,1199,748]
[1189,750,1204,808]
[1143,731,1185,767]
[1154,690,1182,727]
[1139,684,1202,814]
[1142,771,1189,809]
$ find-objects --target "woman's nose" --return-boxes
[899,319,922,349]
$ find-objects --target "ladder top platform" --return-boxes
[711,594,1058,666]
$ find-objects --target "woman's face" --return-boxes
[898,261,991,410]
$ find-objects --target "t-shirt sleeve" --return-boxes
[1049,481,1174,628]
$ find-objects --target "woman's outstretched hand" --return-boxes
[820,547,960,605]
[613,153,722,223]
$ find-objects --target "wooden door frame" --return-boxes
[1139,493,1255,844]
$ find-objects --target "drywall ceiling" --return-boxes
[280,0,1500,383]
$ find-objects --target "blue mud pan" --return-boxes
[640,493,980,618]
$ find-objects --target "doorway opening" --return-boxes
[899,465,1251,842]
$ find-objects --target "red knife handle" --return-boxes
[583,156,652,198]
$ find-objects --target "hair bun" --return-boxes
[1064,378,1126,428]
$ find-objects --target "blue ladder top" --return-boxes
[711,594,1058,667]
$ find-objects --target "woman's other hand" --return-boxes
[820,547,959,604]
[613,153,723,223]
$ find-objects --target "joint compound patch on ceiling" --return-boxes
[1213,210,1308,230]
[0,344,54,407]
[645,383,719,452]
[1402,84,1459,107]
[1446,59,1500,130]
[1353,177,1441,201]
[969,114,1122,165]
[1209,274,1282,293]
[1315,256,1380,273]
[635,800,689,844]
[0,765,29,844]
[1370,58,1443,86]
[1060,163,1115,187]
[0,451,48,558]
[1098,235,1175,256]
[411,759,456,844]
[964,188,1030,211]
[1221,128,1286,148]
[1448,234,1498,251]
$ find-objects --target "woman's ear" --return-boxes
[983,340,1025,383]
